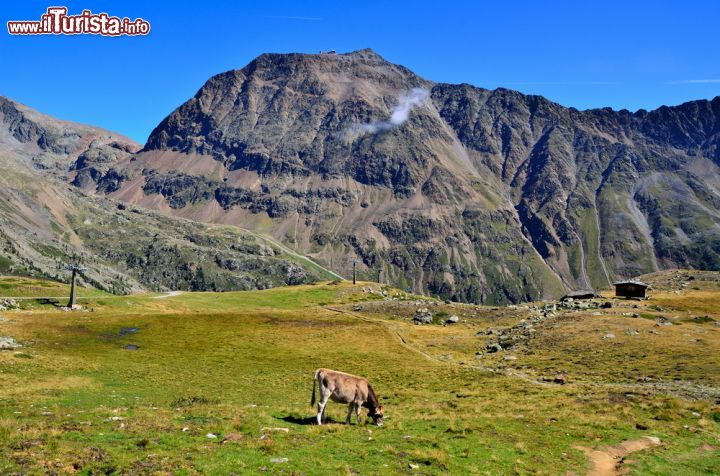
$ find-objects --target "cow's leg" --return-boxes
[316,398,328,425]
[346,403,354,424]
[317,386,332,425]
[355,403,362,424]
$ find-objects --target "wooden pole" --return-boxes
[352,261,356,285]
[68,268,77,308]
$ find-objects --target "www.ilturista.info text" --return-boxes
[7,7,150,36]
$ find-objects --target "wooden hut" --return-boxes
[614,280,649,299]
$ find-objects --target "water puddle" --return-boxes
[119,327,139,336]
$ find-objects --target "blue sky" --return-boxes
[2,0,719,144]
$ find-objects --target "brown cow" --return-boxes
[310,368,384,426]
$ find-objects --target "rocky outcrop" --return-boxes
[0,96,139,175]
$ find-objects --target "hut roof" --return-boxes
[613,280,649,288]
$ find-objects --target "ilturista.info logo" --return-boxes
[7,6,150,36]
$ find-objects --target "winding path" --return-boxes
[151,291,184,299]
[576,436,662,476]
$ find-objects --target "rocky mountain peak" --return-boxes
[67,51,720,304]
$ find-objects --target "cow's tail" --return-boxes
[310,369,320,407]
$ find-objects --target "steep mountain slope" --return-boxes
[78,50,564,303]
[0,97,334,292]
[432,85,720,285]
[66,50,720,303]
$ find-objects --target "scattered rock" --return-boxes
[408,463,420,470]
[413,308,433,325]
[270,458,288,464]
[0,299,19,311]
[601,301,613,308]
[0,336,21,350]
[635,422,649,430]
[486,343,503,353]
[603,333,616,339]
[625,329,639,336]
[540,374,568,385]
[222,432,244,443]
[206,433,218,439]
[260,427,289,433]
[446,315,459,324]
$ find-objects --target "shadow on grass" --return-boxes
[278,414,343,426]
[37,298,63,308]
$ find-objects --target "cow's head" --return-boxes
[369,405,384,426]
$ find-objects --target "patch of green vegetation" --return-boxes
[0,277,717,474]
[566,241,584,283]
[0,255,14,274]
[30,243,67,260]
[683,315,715,324]
[572,206,609,289]
[0,276,110,298]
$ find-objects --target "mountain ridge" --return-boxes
[6,48,720,303]
[0,96,336,292]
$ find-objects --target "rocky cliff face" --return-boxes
[72,49,720,303]
[0,97,335,292]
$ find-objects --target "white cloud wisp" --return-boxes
[349,87,430,137]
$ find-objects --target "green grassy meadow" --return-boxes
[0,277,718,474]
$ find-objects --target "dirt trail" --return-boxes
[324,306,441,363]
[576,436,662,476]
[152,291,184,299]
[239,228,344,281]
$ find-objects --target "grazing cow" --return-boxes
[310,368,384,426]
